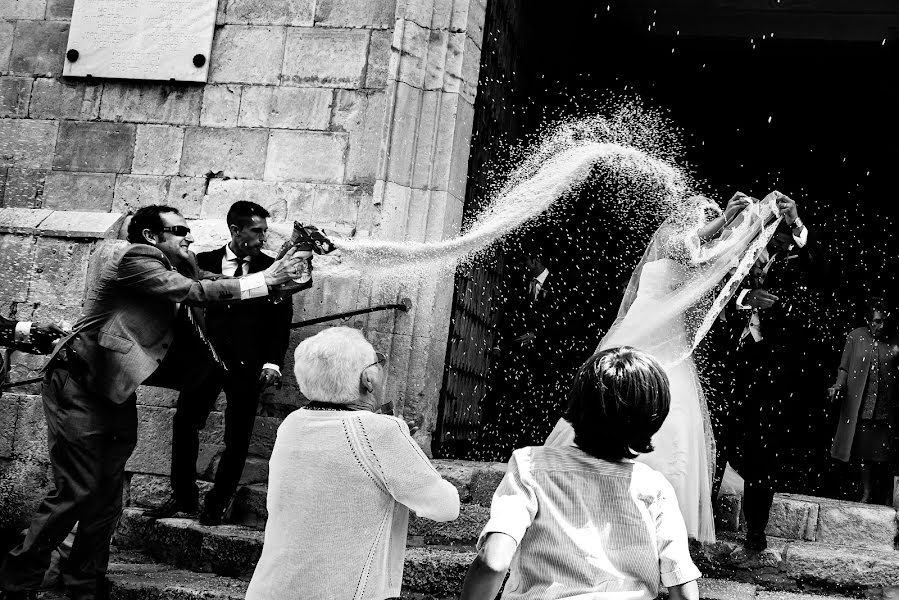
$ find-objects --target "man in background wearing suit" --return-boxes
[150,201,295,525]
[0,205,304,600]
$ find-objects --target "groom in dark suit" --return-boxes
[725,192,830,551]
[0,205,304,600]
[150,201,295,525]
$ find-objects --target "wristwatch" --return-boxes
[791,216,804,231]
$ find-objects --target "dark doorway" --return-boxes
[436,0,899,499]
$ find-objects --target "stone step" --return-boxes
[107,562,248,600]
[116,508,899,596]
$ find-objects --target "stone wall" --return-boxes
[0,0,487,512]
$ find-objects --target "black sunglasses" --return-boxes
[159,225,191,236]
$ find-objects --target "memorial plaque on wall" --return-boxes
[63,0,217,82]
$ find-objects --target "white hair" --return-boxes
[293,327,376,404]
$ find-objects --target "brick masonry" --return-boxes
[0,0,486,501]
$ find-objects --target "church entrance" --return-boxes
[435,0,898,501]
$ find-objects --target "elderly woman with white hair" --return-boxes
[245,326,460,600]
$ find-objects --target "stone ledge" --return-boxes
[0,208,124,238]
[107,562,248,600]
[0,207,53,234]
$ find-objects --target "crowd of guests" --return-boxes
[0,195,897,600]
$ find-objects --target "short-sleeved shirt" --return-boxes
[479,446,701,600]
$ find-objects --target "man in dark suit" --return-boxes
[1,318,64,385]
[724,192,830,552]
[0,205,304,600]
[150,201,295,525]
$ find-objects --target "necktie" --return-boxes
[178,304,227,372]
[233,258,245,277]
[528,278,539,300]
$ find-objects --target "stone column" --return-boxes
[362,0,487,452]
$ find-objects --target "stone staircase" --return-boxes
[100,459,899,599]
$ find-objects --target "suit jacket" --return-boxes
[196,246,293,372]
[54,243,248,404]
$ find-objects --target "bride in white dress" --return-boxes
[547,191,784,542]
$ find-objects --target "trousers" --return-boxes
[171,365,261,513]
[0,367,137,595]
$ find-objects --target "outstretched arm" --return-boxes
[697,192,750,242]
[459,533,517,600]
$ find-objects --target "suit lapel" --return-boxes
[198,246,227,275]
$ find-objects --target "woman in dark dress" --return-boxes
[828,297,899,504]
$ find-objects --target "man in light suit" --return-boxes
[0,205,304,600]
[151,201,295,525]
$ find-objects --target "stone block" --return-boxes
[264,130,347,183]
[332,89,386,185]
[0,77,32,118]
[0,119,58,168]
[126,406,175,476]
[201,179,286,220]
[0,207,51,234]
[246,416,280,458]
[0,232,35,301]
[309,183,364,228]
[132,125,184,176]
[2,169,47,208]
[10,394,48,460]
[0,0,46,19]
[783,541,899,588]
[148,517,264,578]
[106,564,249,600]
[0,394,20,457]
[460,35,480,104]
[409,502,487,545]
[283,181,315,222]
[229,484,267,529]
[816,498,897,551]
[366,30,392,89]
[402,547,474,597]
[28,77,101,121]
[393,20,428,89]
[136,386,181,409]
[199,84,241,128]
[314,0,395,28]
[181,127,268,179]
[9,20,68,76]
[209,26,286,85]
[127,474,173,509]
[45,0,73,20]
[282,28,369,88]
[99,83,202,126]
[165,177,206,218]
[27,236,90,305]
[462,0,486,49]
[698,579,757,600]
[112,174,170,214]
[766,493,819,542]
[42,171,116,211]
[222,0,313,26]
[0,20,13,72]
[53,121,136,173]
[37,209,123,238]
[237,86,332,130]
[470,462,507,505]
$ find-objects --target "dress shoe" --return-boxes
[144,496,198,519]
[198,505,224,526]
[744,531,767,552]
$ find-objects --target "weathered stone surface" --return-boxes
[112,174,170,214]
[125,406,175,476]
[0,0,46,19]
[332,89,387,184]
[127,474,174,509]
[107,564,248,600]
[246,416,280,458]
[366,29,392,89]
[815,498,897,551]
[222,0,313,26]
[200,84,241,128]
[10,393,48,461]
[136,386,180,409]
[264,130,347,183]
[165,177,206,218]
[181,127,268,179]
[209,26,286,85]
[27,237,91,305]
[53,121,136,173]
[0,76,32,118]
[237,86,332,130]
[0,206,51,233]
[42,171,116,211]
[409,503,487,545]
[469,462,507,505]
[755,592,859,600]
[308,183,364,228]
[38,210,124,239]
[282,28,370,88]
[0,232,35,301]
[402,546,474,597]
[0,119,59,168]
[8,20,67,76]
[28,78,101,120]
[201,179,287,221]
[44,0,74,20]
[0,20,13,72]
[314,0,395,28]
[132,125,184,176]
[783,541,899,587]
[766,494,818,542]
[146,517,264,578]
[100,83,202,126]
[696,578,757,600]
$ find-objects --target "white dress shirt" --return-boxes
[531,268,549,300]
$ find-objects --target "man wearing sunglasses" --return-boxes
[0,205,305,600]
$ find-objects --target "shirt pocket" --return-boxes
[98,330,134,354]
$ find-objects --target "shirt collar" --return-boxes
[224,244,245,263]
[535,268,549,285]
